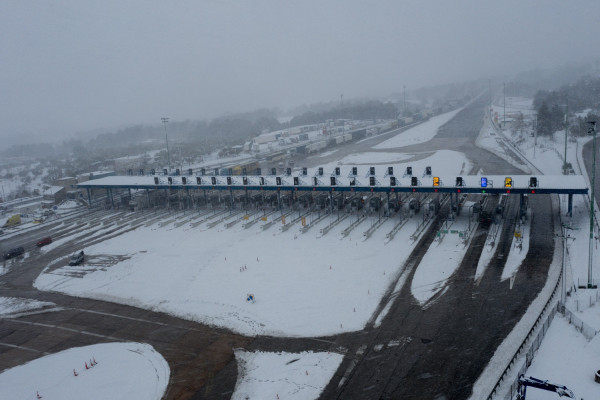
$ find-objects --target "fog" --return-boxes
[1,0,599,146]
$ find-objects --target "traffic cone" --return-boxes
[305,370,308,375]
[37,391,42,398]
[73,369,78,376]
[85,362,89,369]
[93,357,97,365]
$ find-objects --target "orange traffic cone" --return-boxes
[85,362,89,369]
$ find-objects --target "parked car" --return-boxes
[36,237,52,247]
[4,246,24,260]
[69,251,84,266]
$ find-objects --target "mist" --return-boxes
[1,0,599,146]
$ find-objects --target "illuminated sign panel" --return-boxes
[433,177,440,186]
[505,177,512,188]
[481,177,487,188]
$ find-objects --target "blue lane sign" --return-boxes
[481,177,488,188]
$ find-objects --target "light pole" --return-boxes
[563,98,569,174]
[587,121,597,288]
[161,117,170,173]
[557,223,575,306]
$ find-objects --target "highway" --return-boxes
[0,94,564,399]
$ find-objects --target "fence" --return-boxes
[563,306,599,341]
[502,304,559,400]
[573,284,600,312]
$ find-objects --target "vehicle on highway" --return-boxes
[36,237,52,247]
[69,251,84,266]
[4,246,24,260]
[479,210,493,224]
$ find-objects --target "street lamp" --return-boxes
[161,117,170,173]
[587,121,597,288]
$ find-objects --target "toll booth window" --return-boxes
[529,177,537,187]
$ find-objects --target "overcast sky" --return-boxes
[1,0,599,146]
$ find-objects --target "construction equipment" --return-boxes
[516,375,575,399]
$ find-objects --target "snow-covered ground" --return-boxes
[3,96,600,399]
[232,350,344,400]
[375,108,463,149]
[34,149,471,338]
[0,342,169,400]
[520,315,600,400]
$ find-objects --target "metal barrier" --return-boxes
[563,306,599,341]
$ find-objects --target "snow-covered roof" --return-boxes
[43,186,65,195]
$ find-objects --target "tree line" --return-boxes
[534,76,600,137]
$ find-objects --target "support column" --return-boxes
[87,188,92,208]
[109,188,115,209]
[567,194,573,217]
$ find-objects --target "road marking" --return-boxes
[0,342,49,355]
[4,319,120,341]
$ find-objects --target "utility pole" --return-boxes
[588,121,597,288]
[161,117,170,173]
[489,79,492,115]
[503,82,506,129]
[533,113,537,159]
[557,223,575,307]
[564,98,569,174]
[403,85,406,116]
